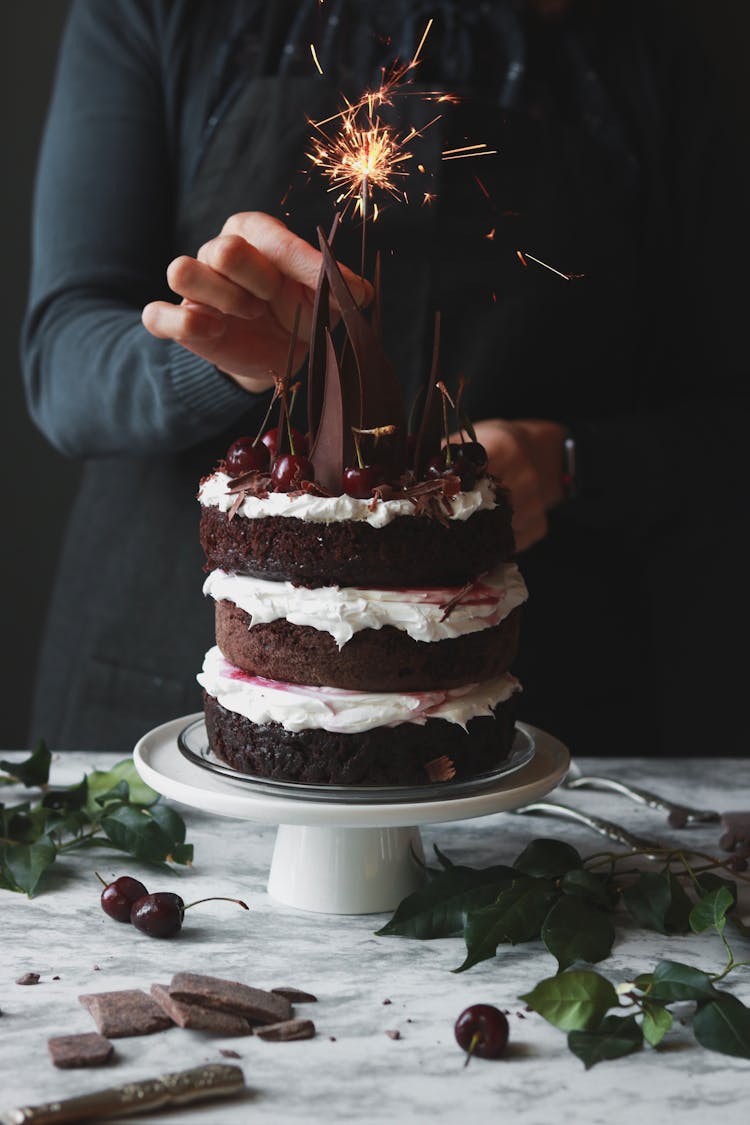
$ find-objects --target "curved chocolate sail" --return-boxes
[316,227,407,471]
[413,310,444,476]
[308,327,358,493]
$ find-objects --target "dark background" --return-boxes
[2,1,749,750]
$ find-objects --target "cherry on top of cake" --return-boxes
[219,222,490,503]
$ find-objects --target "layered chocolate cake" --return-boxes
[195,229,527,786]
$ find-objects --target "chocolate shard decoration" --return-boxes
[309,328,350,493]
[413,310,444,477]
[275,303,303,459]
[307,215,340,443]
[316,227,407,471]
[372,249,383,343]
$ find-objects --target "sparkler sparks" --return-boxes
[517,250,585,281]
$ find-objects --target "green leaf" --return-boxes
[521,970,619,1031]
[622,871,693,934]
[641,1001,673,1047]
[0,740,51,788]
[648,960,720,1004]
[514,838,582,879]
[568,1013,643,1068]
[376,864,516,939]
[696,872,738,908]
[42,776,89,813]
[101,806,178,863]
[541,896,616,971]
[560,869,617,909]
[85,760,158,816]
[693,995,750,1058]
[94,781,130,807]
[7,806,49,844]
[170,842,194,866]
[457,878,558,971]
[432,844,455,869]
[633,973,654,992]
[689,887,734,935]
[3,835,57,896]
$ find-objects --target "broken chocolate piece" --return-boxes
[271,987,318,1003]
[79,989,173,1038]
[254,1018,316,1041]
[385,1029,401,1040]
[150,984,252,1036]
[169,972,291,1025]
[16,972,41,985]
[48,1032,114,1069]
[220,1048,241,1059]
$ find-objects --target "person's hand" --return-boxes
[142,212,371,394]
[469,418,567,551]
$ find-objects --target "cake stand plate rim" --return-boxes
[133,713,570,828]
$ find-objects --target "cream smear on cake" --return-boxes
[198,471,497,528]
[203,562,528,648]
[198,646,521,734]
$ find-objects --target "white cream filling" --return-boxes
[204,563,527,648]
[198,646,521,734]
[198,471,497,528]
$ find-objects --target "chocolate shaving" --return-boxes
[220,1048,242,1059]
[227,491,246,522]
[271,988,318,1003]
[424,756,457,783]
[439,581,475,622]
[226,471,273,495]
[295,480,333,498]
[385,1029,402,1040]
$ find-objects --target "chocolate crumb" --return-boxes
[271,987,318,1003]
[220,1048,241,1059]
[385,1029,401,1040]
[382,999,392,1006]
[254,1018,316,1042]
[516,1012,526,1019]
[93,965,101,972]
[52,976,61,981]
[329,1036,337,1042]
[16,973,40,985]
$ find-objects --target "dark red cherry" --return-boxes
[457,440,488,475]
[425,446,477,490]
[271,454,315,492]
[454,1004,509,1063]
[98,874,149,923]
[261,426,308,460]
[130,892,249,938]
[225,437,269,477]
[342,464,386,499]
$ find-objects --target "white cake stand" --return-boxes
[133,714,569,915]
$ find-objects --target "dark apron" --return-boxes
[32,31,660,756]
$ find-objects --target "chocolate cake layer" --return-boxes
[215,601,521,692]
[200,501,515,587]
[203,691,518,786]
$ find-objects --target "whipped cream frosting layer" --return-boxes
[203,563,528,648]
[198,646,521,734]
[198,471,497,528]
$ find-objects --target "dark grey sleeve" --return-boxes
[21,0,251,459]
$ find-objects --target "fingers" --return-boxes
[222,211,372,307]
[167,252,269,319]
[142,299,225,341]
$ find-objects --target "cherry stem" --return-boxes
[436,381,454,465]
[184,896,249,912]
[463,1031,481,1068]
[351,427,364,469]
[94,871,108,887]
[252,382,280,448]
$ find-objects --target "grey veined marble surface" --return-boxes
[1,751,748,1124]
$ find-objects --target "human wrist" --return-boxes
[513,419,569,510]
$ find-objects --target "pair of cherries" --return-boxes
[225,429,313,493]
[97,874,248,938]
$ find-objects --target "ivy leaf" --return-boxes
[696,872,737,908]
[541,895,616,971]
[457,879,558,972]
[689,887,734,935]
[560,869,617,910]
[693,994,750,1059]
[0,740,51,788]
[42,776,89,813]
[2,834,57,896]
[94,781,131,807]
[6,806,48,844]
[641,1000,673,1047]
[85,760,158,816]
[170,842,194,866]
[520,970,619,1031]
[568,1013,643,1068]
[513,838,582,879]
[647,961,720,1004]
[622,871,693,934]
[377,865,516,939]
[101,806,181,863]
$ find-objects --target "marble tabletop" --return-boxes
[1,750,749,1125]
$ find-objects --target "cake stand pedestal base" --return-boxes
[268,825,425,914]
[133,714,569,916]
